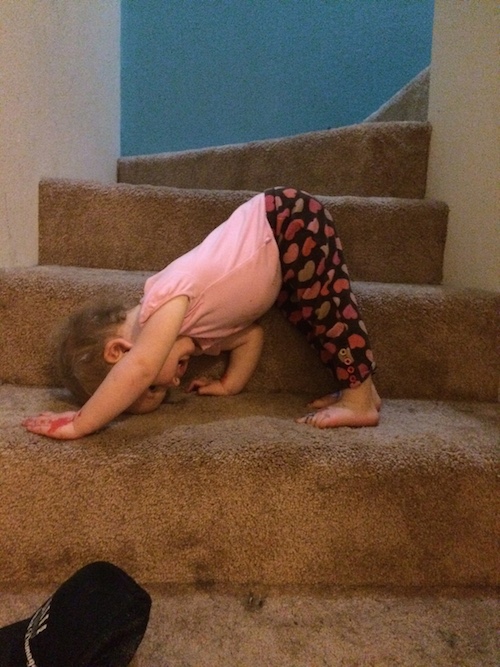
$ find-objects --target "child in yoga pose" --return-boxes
[23,187,380,439]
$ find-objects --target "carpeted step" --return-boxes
[0,385,498,589]
[38,178,448,284]
[118,122,431,199]
[0,266,498,401]
[1,583,497,666]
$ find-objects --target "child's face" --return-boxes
[127,337,194,414]
[153,350,191,388]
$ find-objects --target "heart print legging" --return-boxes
[264,187,375,390]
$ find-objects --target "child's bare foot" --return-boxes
[307,391,342,409]
[298,377,381,428]
[308,381,382,411]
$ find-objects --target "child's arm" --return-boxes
[23,296,189,439]
[187,323,264,396]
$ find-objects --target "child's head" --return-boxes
[57,300,131,404]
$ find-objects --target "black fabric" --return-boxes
[264,187,375,388]
[0,562,151,667]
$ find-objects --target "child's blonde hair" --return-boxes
[57,300,131,405]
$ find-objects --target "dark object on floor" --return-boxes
[0,561,151,667]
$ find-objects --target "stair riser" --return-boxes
[0,268,498,401]
[0,433,496,587]
[39,179,448,284]
[118,122,431,199]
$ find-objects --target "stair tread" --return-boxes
[2,385,498,466]
[0,583,497,667]
[40,176,447,204]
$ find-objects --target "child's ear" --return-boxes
[103,338,133,364]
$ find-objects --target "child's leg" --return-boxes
[265,187,380,428]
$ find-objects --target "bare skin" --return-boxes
[296,376,381,428]
[22,296,381,436]
[23,299,265,439]
[307,380,382,410]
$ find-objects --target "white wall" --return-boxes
[426,0,499,292]
[0,1,120,268]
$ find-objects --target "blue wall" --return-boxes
[121,0,434,155]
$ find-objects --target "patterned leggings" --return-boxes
[264,187,375,389]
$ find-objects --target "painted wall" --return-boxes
[426,0,499,292]
[0,1,120,268]
[121,0,434,155]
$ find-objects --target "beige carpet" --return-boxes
[117,122,430,198]
[1,385,498,588]
[0,584,497,666]
[0,120,498,665]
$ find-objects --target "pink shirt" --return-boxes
[139,193,281,353]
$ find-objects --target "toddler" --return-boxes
[23,187,380,439]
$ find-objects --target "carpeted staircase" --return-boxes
[0,121,498,665]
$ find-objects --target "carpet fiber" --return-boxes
[0,584,497,666]
[0,120,498,666]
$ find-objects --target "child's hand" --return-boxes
[186,376,230,396]
[22,411,82,440]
